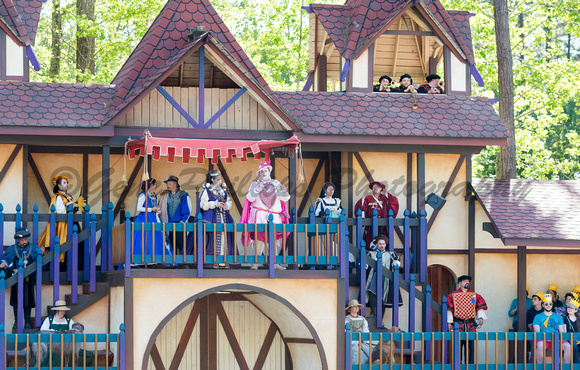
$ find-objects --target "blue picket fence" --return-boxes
[0,323,125,369]
[346,327,580,369]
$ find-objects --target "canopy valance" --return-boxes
[126,131,300,164]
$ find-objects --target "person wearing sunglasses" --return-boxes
[533,293,571,363]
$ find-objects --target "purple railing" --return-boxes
[0,203,112,333]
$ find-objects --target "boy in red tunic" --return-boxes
[446,275,488,363]
[354,181,399,248]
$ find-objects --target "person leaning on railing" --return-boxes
[563,298,580,363]
[0,228,41,329]
[345,299,372,365]
[532,293,571,364]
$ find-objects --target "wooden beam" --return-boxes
[0,144,22,184]
[200,296,209,369]
[411,23,426,76]
[392,19,403,77]
[150,343,167,370]
[22,144,28,216]
[179,63,184,87]
[353,152,374,183]
[253,323,278,370]
[383,30,435,36]
[169,301,201,370]
[416,153,425,211]
[82,153,89,199]
[284,338,316,344]
[216,158,243,215]
[348,152,353,218]
[297,157,325,216]
[28,154,51,205]
[216,302,250,370]
[406,153,412,212]
[102,145,110,207]
[427,155,466,231]
[113,157,144,219]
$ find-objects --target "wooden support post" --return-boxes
[407,153,413,212]
[83,152,89,199]
[317,55,327,91]
[102,145,110,208]
[348,152,353,218]
[289,152,297,213]
[416,153,425,211]
[468,196,475,290]
[517,246,527,332]
[22,144,28,223]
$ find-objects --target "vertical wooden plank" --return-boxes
[149,90,158,127]
[134,101,141,127]
[226,89,235,127]
[242,92,250,130]
[141,94,150,126]
[181,87,189,128]
[257,104,265,130]
[173,86,182,128]
[234,88,243,129]
[218,89,227,129]
[249,96,258,130]
[125,104,133,126]
[155,88,164,128]
[189,87,198,127]
[211,89,220,128]
[165,87,173,128]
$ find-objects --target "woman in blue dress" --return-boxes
[133,178,170,262]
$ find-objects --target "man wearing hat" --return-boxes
[373,75,393,92]
[446,275,488,363]
[159,175,192,253]
[417,73,444,94]
[354,180,399,248]
[533,293,571,363]
[0,228,41,329]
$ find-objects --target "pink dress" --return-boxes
[240,179,290,245]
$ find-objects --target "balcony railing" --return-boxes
[346,327,580,369]
[1,323,125,369]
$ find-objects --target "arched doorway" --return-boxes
[427,264,455,362]
[142,285,328,370]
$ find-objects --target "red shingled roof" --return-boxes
[272,91,508,139]
[0,81,115,127]
[447,10,474,58]
[0,0,43,45]
[473,178,580,245]
[107,0,270,124]
[310,0,474,63]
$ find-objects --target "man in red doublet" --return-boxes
[354,181,399,249]
[446,275,488,363]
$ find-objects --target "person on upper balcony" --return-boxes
[354,181,399,249]
[373,75,393,92]
[159,175,191,254]
[392,74,416,93]
[418,74,445,94]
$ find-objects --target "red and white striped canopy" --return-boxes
[126,134,299,164]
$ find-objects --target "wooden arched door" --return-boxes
[148,293,290,369]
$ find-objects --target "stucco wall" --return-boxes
[131,278,338,370]
[0,145,24,245]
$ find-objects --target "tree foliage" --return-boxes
[30,0,580,179]
[442,0,580,179]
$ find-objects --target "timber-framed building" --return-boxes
[1,0,579,369]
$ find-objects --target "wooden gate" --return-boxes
[147,292,289,369]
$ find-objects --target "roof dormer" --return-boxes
[305,0,479,96]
